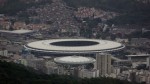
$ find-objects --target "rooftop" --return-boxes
[0,29,34,34]
[54,56,96,65]
[25,39,125,53]
[126,54,150,57]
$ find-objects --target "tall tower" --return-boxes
[96,53,111,76]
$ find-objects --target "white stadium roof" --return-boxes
[0,29,34,34]
[24,39,125,53]
[54,56,96,65]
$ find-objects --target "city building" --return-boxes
[0,29,35,41]
[54,56,96,77]
[79,69,99,78]
[24,39,124,77]
[0,49,8,57]
[96,53,111,76]
[113,60,132,67]
[126,54,150,68]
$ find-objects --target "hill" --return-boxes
[0,61,141,84]
[63,0,150,25]
[0,0,52,15]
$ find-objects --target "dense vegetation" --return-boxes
[1,0,150,25]
[63,0,150,25]
[0,61,141,84]
[0,0,52,15]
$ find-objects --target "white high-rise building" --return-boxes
[96,53,111,76]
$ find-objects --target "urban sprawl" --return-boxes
[0,0,150,84]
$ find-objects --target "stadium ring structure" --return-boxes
[24,39,125,54]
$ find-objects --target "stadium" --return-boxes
[24,39,125,77]
[24,39,125,56]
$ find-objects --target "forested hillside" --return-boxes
[63,0,150,25]
[0,61,141,84]
[0,0,52,15]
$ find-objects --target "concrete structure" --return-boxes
[0,29,34,34]
[79,69,99,78]
[96,53,111,76]
[126,54,150,61]
[0,29,35,42]
[0,49,8,57]
[45,60,58,74]
[24,39,124,54]
[24,39,125,77]
[54,56,96,65]
[126,54,150,68]
[117,69,150,84]
[113,60,132,67]
[54,56,96,77]
[20,58,58,74]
